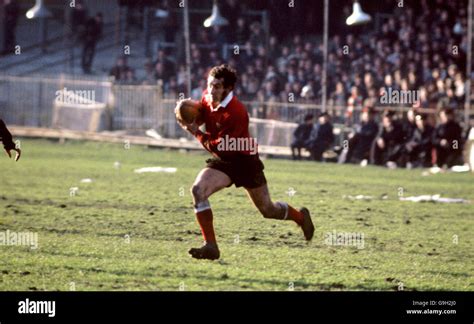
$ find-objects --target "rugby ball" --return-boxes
[175,99,203,124]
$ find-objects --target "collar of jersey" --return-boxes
[211,91,233,112]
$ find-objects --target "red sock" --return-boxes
[195,209,216,244]
[287,205,304,226]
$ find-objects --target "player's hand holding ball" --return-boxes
[175,98,203,135]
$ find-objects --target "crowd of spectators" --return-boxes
[291,107,466,169]
[118,0,471,117]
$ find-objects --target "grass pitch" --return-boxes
[0,139,472,291]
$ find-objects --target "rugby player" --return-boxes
[176,65,314,260]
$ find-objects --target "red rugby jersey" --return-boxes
[195,91,257,159]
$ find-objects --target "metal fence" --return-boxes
[0,74,112,129]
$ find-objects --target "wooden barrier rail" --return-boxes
[9,126,304,158]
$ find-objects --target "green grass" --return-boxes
[0,139,472,291]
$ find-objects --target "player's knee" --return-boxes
[190,184,200,199]
[191,184,207,202]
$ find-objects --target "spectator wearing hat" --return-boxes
[291,114,314,160]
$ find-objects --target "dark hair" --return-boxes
[383,110,395,119]
[363,107,376,115]
[209,64,237,89]
[440,108,454,116]
[304,114,314,121]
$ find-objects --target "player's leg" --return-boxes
[189,167,232,260]
[245,184,314,241]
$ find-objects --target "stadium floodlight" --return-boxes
[26,0,52,19]
[203,0,228,28]
[346,1,371,26]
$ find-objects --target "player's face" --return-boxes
[207,76,230,104]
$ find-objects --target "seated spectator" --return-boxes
[305,112,334,161]
[402,108,417,143]
[404,114,434,168]
[371,111,405,167]
[209,25,227,50]
[177,64,187,88]
[248,21,265,48]
[341,107,379,164]
[142,59,156,85]
[154,62,167,81]
[346,86,363,126]
[233,17,249,44]
[124,69,137,85]
[291,114,314,160]
[276,46,291,73]
[432,108,463,167]
[154,49,175,79]
[109,56,130,82]
[191,79,206,100]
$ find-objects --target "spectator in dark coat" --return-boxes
[343,107,379,164]
[405,114,434,168]
[0,119,21,161]
[154,49,176,80]
[402,108,417,143]
[291,114,313,160]
[234,17,249,45]
[371,111,405,167]
[81,12,103,74]
[432,108,463,167]
[109,56,131,82]
[306,112,334,161]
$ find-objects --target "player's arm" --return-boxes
[178,122,215,155]
[0,119,21,161]
[195,108,248,150]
